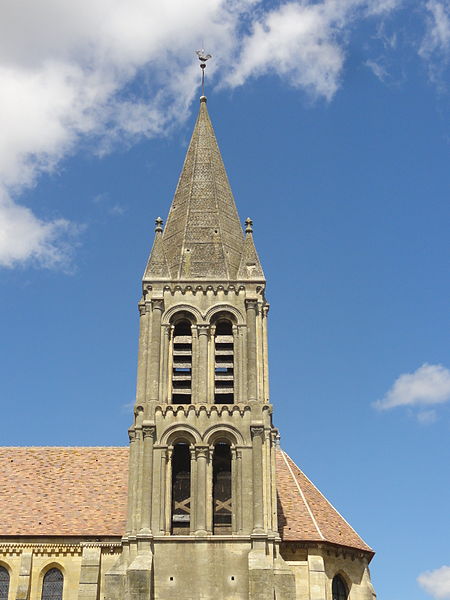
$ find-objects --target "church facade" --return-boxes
[0,96,377,600]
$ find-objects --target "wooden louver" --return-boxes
[172,320,192,404]
[214,320,234,404]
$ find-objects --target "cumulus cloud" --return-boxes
[0,0,400,268]
[374,364,450,416]
[418,566,450,599]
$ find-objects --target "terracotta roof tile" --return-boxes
[0,447,128,536]
[0,447,373,553]
[276,450,373,553]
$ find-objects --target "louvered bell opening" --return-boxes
[214,320,234,404]
[172,320,192,404]
[213,443,232,534]
[171,444,191,535]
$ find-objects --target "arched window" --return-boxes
[42,568,63,600]
[171,443,191,534]
[214,320,234,404]
[171,320,192,404]
[212,442,232,533]
[0,566,9,600]
[332,575,348,600]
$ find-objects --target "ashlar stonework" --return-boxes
[0,96,377,600]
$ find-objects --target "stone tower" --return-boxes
[105,95,295,600]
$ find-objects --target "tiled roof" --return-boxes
[0,447,372,553]
[0,447,128,536]
[276,451,373,553]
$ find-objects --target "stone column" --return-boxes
[140,423,156,534]
[251,425,265,533]
[160,325,170,403]
[158,448,168,534]
[190,445,197,533]
[262,304,270,402]
[195,445,209,535]
[232,324,239,401]
[237,448,243,532]
[126,428,137,535]
[149,299,164,402]
[191,325,199,402]
[135,303,149,405]
[246,300,258,401]
[164,446,173,533]
[208,325,216,402]
[197,325,209,403]
[231,447,237,533]
[270,431,279,534]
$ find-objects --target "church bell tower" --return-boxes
[105,94,296,599]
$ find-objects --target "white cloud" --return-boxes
[225,0,399,99]
[420,1,450,58]
[419,1,450,86]
[0,0,400,268]
[374,364,450,412]
[418,566,450,599]
[366,58,390,82]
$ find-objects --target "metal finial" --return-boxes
[155,217,163,233]
[245,217,253,233]
[195,49,212,97]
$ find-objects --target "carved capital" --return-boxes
[262,304,270,317]
[166,445,173,461]
[195,445,209,460]
[245,299,258,312]
[138,303,148,316]
[197,324,209,336]
[151,299,164,312]
[128,428,136,443]
[142,424,156,439]
[250,425,265,439]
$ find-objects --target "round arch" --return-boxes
[205,304,245,326]
[160,424,201,446]
[162,304,203,326]
[204,424,244,446]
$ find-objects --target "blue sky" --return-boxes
[0,1,449,599]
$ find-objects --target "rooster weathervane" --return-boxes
[195,49,212,96]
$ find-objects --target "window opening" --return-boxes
[41,568,63,600]
[332,575,348,600]
[0,567,9,600]
[172,320,192,404]
[214,320,234,404]
[171,444,191,534]
[212,443,232,533]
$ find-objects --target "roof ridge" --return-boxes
[281,450,325,541]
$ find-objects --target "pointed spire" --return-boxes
[237,217,265,280]
[162,98,246,280]
[143,217,170,279]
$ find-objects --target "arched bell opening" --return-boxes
[171,319,193,404]
[213,320,234,404]
[212,442,232,533]
[171,443,192,534]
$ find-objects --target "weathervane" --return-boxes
[195,49,212,96]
